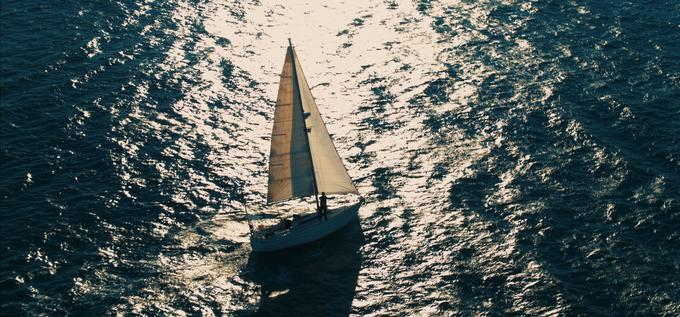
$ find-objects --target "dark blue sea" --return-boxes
[1,0,679,315]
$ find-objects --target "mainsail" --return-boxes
[267,41,358,204]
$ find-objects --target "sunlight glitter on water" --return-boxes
[2,0,679,315]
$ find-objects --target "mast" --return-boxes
[288,38,320,209]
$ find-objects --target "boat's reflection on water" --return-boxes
[242,218,364,316]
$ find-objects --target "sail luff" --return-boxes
[289,42,321,209]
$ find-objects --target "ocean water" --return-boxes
[1,0,679,315]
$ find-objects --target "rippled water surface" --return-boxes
[1,0,679,315]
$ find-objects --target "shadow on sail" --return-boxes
[241,218,364,316]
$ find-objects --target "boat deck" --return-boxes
[249,195,361,238]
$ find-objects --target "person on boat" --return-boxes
[320,192,328,220]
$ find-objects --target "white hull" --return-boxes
[250,202,360,252]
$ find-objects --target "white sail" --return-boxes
[291,48,359,196]
[267,47,316,203]
[266,42,358,204]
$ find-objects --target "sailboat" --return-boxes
[248,39,362,252]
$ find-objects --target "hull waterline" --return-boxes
[250,202,360,252]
